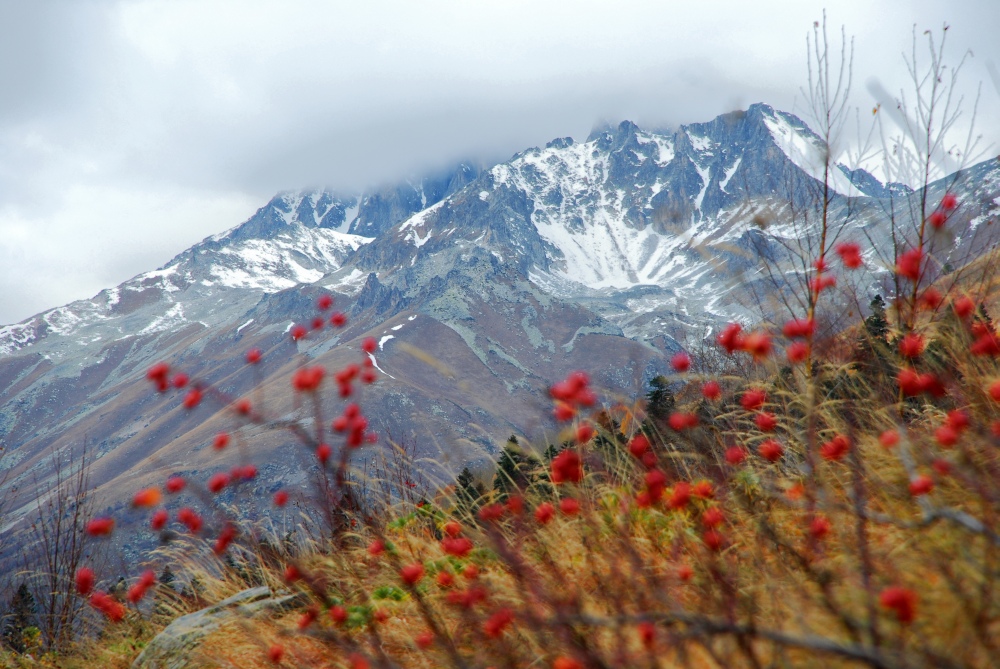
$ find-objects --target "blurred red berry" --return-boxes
[741,388,767,411]
[702,529,725,552]
[89,591,125,622]
[292,365,325,392]
[717,323,744,353]
[559,498,580,516]
[692,480,715,499]
[879,430,900,448]
[208,473,229,493]
[668,412,698,431]
[506,495,524,515]
[165,476,186,493]
[316,443,332,464]
[415,631,434,649]
[820,434,850,461]
[535,502,555,524]
[400,563,425,586]
[740,331,773,360]
[638,621,655,649]
[177,507,202,533]
[899,333,925,358]
[935,425,959,448]
[758,440,783,462]
[786,341,808,363]
[782,318,815,339]
[879,586,917,624]
[317,294,334,310]
[86,517,114,537]
[330,311,347,327]
[725,446,747,465]
[667,481,690,510]
[677,564,694,581]
[755,412,778,432]
[268,644,284,664]
[330,605,348,624]
[671,351,691,372]
[929,210,947,228]
[628,434,650,458]
[478,504,505,522]
[953,295,975,319]
[246,348,262,364]
[701,380,721,400]
[283,565,302,582]
[972,329,1000,356]
[213,432,230,449]
[553,402,576,422]
[368,539,386,556]
[436,571,455,588]
[919,287,944,310]
[909,475,934,496]
[551,450,583,484]
[645,469,668,502]
[932,458,952,476]
[896,248,923,281]
[172,373,189,388]
[702,507,724,529]
[182,389,203,409]
[147,362,170,383]
[132,487,162,508]
[151,509,168,531]
[809,515,832,540]
[442,537,474,557]
[940,192,957,210]
[290,324,307,341]
[362,337,377,353]
[809,274,836,293]
[75,567,95,596]
[835,241,862,268]
[235,398,252,415]
[576,423,595,443]
[988,379,1000,402]
[274,490,289,507]
[483,608,514,638]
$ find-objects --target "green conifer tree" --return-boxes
[454,467,485,513]
[2,583,37,654]
[492,436,540,498]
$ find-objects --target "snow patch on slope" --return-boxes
[762,111,856,195]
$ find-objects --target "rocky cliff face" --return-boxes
[1,104,999,555]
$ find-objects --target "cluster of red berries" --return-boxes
[549,371,596,422]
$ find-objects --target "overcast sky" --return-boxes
[1,0,998,325]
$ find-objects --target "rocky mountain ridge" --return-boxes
[1,103,999,556]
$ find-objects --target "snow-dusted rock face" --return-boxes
[1,104,998,564]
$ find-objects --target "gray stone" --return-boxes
[131,587,308,669]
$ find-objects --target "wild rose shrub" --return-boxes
[72,191,1000,668]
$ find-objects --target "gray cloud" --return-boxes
[1,0,998,324]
